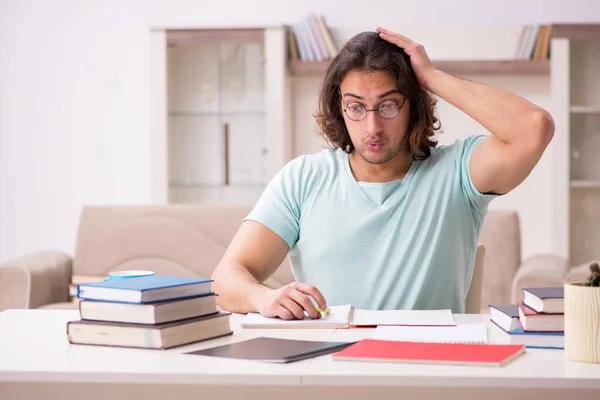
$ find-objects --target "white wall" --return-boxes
[1,0,600,263]
[0,0,151,261]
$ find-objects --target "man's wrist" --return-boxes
[247,283,273,312]
[421,68,444,93]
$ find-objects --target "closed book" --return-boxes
[333,339,525,367]
[77,275,213,303]
[186,337,354,363]
[489,304,520,333]
[67,312,231,349]
[78,293,217,324]
[518,302,564,332]
[522,287,564,314]
[491,320,564,349]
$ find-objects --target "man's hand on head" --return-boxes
[376,27,438,88]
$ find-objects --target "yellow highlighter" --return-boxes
[315,306,331,315]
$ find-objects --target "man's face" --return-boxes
[340,70,410,165]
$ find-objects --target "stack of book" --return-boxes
[67,275,232,350]
[489,287,564,349]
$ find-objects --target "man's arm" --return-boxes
[376,27,555,195]
[423,70,554,195]
[211,220,326,319]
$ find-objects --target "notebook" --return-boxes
[333,339,525,367]
[240,304,456,329]
[371,324,488,344]
[77,275,213,303]
[186,337,355,363]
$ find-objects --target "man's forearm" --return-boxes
[423,69,551,144]
[212,263,273,313]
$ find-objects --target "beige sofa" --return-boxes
[0,205,590,313]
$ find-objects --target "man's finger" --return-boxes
[289,290,321,319]
[280,297,307,320]
[274,305,294,320]
[376,27,413,43]
[294,282,328,310]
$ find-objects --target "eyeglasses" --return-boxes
[343,98,407,121]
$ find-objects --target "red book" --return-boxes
[333,339,525,367]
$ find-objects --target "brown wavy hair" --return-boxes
[314,31,441,160]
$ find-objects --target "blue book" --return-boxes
[77,275,213,304]
[490,320,564,349]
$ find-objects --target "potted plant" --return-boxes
[565,262,600,363]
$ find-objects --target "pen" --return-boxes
[315,306,331,315]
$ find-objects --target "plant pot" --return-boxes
[564,282,600,363]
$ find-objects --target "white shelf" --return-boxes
[168,111,266,117]
[570,105,600,114]
[169,183,265,189]
[570,180,600,189]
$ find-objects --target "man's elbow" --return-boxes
[530,109,555,150]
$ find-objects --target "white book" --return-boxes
[240,304,456,329]
[372,324,488,344]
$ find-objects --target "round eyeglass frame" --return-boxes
[342,97,407,121]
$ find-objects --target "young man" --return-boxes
[211,28,554,318]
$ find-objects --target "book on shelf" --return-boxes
[240,304,456,329]
[332,339,526,367]
[76,275,213,303]
[514,24,552,60]
[78,293,218,325]
[288,14,337,62]
[67,312,232,350]
[522,287,564,314]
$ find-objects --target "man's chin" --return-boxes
[357,148,396,165]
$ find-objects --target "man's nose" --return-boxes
[365,110,384,135]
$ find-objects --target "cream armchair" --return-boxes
[0,205,580,313]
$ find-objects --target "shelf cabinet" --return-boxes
[552,28,600,266]
[289,59,550,77]
[150,27,291,206]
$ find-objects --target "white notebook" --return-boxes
[240,304,456,329]
[372,324,488,344]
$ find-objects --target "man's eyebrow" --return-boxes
[377,89,401,98]
[342,89,402,100]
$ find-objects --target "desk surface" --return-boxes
[0,309,599,389]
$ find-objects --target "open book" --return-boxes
[240,304,456,329]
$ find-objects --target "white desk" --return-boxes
[0,310,599,400]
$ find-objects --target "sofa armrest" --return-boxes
[510,254,568,304]
[0,251,72,311]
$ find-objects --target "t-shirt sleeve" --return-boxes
[244,155,306,249]
[455,134,499,215]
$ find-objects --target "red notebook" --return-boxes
[333,339,525,367]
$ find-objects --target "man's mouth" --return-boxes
[367,141,383,151]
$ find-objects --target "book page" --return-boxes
[241,304,352,328]
[351,309,456,326]
[372,324,488,344]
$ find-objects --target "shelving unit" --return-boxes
[289,59,550,77]
[551,24,600,266]
[150,27,291,206]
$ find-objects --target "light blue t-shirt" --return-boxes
[245,135,497,313]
